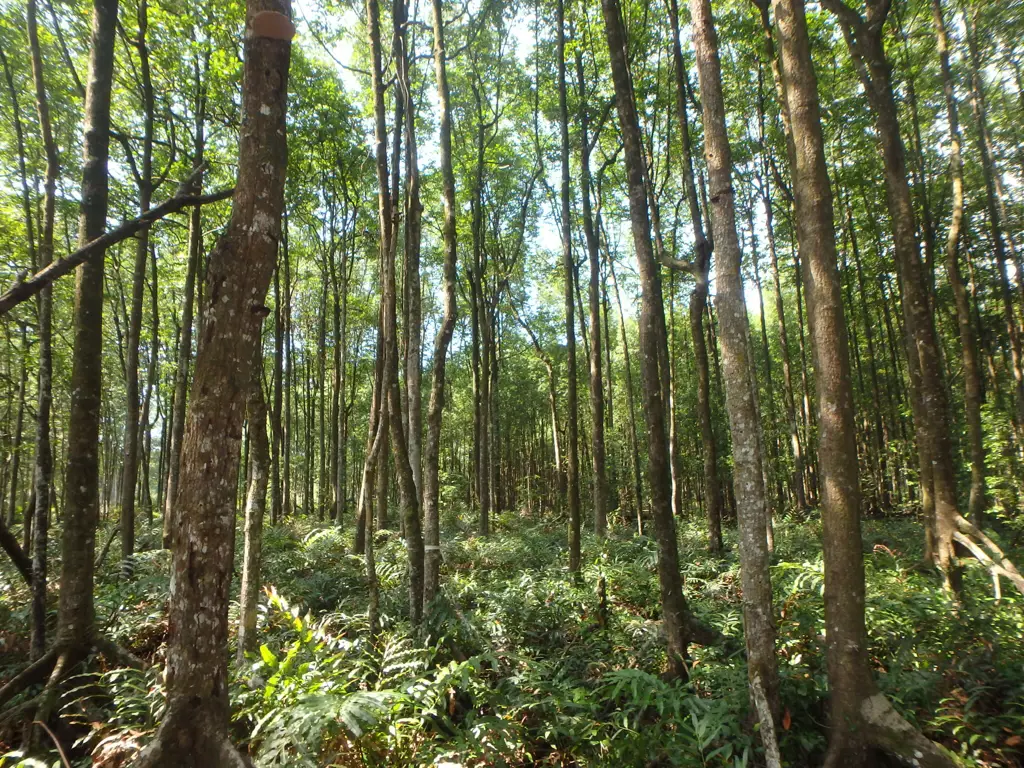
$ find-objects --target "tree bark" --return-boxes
[133,1,292,762]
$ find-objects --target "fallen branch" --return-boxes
[0,175,232,317]
[953,529,1024,597]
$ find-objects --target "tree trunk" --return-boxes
[772,3,956,765]
[575,51,608,538]
[668,0,722,550]
[133,2,292,762]
[932,0,986,524]
[964,5,1023,452]
[601,0,693,679]
[27,0,57,659]
[120,0,156,569]
[56,0,119,652]
[557,0,580,571]
[690,0,779,749]
[238,348,269,663]
[608,252,643,533]
[423,0,459,604]
[164,56,207,546]
[823,0,961,590]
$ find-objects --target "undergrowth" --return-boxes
[1,508,1022,767]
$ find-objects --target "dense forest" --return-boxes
[0,0,1023,763]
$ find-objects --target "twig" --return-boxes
[34,719,72,768]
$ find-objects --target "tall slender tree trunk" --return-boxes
[690,0,779,752]
[164,56,207,546]
[57,0,119,653]
[576,51,608,538]
[120,0,156,568]
[557,0,580,571]
[772,2,956,766]
[134,2,292,762]
[668,0,722,551]
[824,0,961,589]
[932,0,986,524]
[399,0,422,496]
[238,348,269,662]
[608,251,643,532]
[601,0,692,679]
[422,0,458,603]
[964,5,1023,448]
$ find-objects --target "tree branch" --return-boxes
[0,181,232,316]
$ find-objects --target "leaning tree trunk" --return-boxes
[771,3,956,766]
[132,3,292,764]
[423,0,459,605]
[690,0,779,756]
[601,0,692,680]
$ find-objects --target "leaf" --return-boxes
[260,644,278,667]
[783,708,791,731]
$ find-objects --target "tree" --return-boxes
[771,2,955,764]
[423,0,459,605]
[132,0,293,761]
[601,0,692,679]
[689,0,779,753]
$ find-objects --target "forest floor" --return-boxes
[1,503,1023,767]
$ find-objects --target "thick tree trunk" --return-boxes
[133,2,292,762]
[423,0,458,604]
[690,0,779,750]
[772,3,955,766]
[601,0,692,679]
